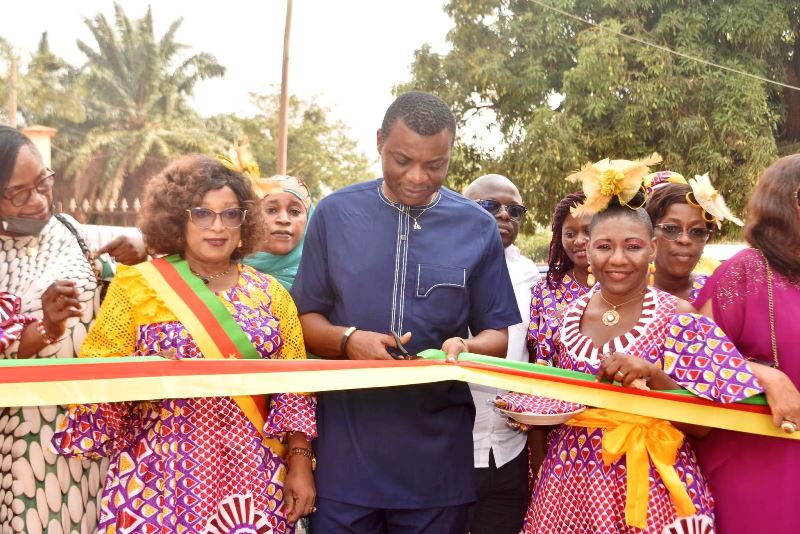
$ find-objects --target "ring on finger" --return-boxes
[781,419,798,434]
[614,370,626,381]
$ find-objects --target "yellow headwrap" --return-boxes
[567,153,662,216]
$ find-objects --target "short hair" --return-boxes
[589,191,654,237]
[546,191,586,289]
[138,154,265,260]
[381,91,456,144]
[645,183,714,232]
[0,126,37,193]
[744,154,800,279]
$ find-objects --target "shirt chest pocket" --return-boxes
[415,263,467,324]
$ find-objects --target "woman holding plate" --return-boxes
[518,155,764,533]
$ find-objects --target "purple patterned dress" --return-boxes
[524,287,763,533]
[51,265,316,534]
[528,273,589,363]
[687,274,708,305]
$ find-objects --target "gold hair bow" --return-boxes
[687,173,743,228]
[567,153,662,216]
[215,139,261,180]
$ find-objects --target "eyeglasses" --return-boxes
[476,199,528,221]
[656,223,712,244]
[186,207,248,229]
[2,169,55,207]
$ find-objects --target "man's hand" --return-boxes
[97,235,147,265]
[441,337,469,362]
[345,330,412,360]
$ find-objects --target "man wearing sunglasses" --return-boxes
[292,92,520,533]
[463,174,539,534]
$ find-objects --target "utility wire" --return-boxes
[528,0,800,93]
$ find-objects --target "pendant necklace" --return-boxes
[379,184,440,231]
[190,263,235,284]
[598,290,645,326]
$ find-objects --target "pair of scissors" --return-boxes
[387,332,419,360]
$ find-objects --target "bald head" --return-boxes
[463,174,521,202]
[464,173,525,248]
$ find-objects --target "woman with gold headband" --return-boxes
[217,145,314,290]
[507,155,765,533]
[644,171,742,303]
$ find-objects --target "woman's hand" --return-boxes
[750,363,800,432]
[283,454,316,524]
[597,352,658,388]
[41,280,82,341]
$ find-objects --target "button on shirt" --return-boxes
[291,179,521,508]
[470,244,541,468]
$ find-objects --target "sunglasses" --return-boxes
[2,169,55,207]
[656,223,712,244]
[186,207,248,229]
[476,199,528,221]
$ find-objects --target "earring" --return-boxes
[587,265,596,287]
[238,239,243,248]
[648,262,656,286]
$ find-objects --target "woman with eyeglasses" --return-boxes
[52,155,317,533]
[0,126,120,532]
[644,171,742,304]
[692,154,800,533]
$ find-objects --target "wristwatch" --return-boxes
[288,447,316,471]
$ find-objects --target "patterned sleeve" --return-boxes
[263,277,317,440]
[0,292,36,354]
[78,266,140,358]
[51,401,141,458]
[661,313,764,402]
[527,282,557,365]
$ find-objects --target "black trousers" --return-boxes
[468,447,530,534]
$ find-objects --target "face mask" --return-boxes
[1,215,50,236]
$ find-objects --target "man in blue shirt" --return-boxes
[291,91,520,533]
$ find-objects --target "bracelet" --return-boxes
[288,447,316,470]
[340,326,358,356]
[456,337,469,353]
[35,320,60,345]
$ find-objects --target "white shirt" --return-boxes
[470,244,541,468]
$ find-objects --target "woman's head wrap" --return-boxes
[567,153,662,216]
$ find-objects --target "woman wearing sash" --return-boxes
[644,171,742,304]
[519,156,764,533]
[52,155,317,533]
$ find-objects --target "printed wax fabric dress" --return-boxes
[51,264,317,534]
[687,274,708,305]
[0,215,107,534]
[527,272,589,363]
[525,287,763,533]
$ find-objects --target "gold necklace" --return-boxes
[598,290,645,326]
[190,263,235,285]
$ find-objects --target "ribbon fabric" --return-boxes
[566,408,697,528]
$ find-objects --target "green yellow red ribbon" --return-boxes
[0,351,795,441]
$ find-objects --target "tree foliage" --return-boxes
[229,93,372,199]
[400,0,800,232]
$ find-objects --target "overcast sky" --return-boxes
[1,1,454,166]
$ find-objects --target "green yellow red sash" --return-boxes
[135,255,286,457]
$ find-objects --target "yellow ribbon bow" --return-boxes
[566,408,697,529]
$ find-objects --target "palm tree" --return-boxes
[67,3,227,203]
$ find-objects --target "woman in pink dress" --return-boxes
[694,154,800,533]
